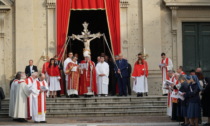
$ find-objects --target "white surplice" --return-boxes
[161,58,173,94]
[25,77,37,117]
[133,76,148,93]
[13,79,31,118]
[9,79,19,118]
[64,57,72,92]
[96,62,109,95]
[31,80,48,122]
[167,76,176,117]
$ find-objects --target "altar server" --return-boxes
[132,57,148,97]
[96,56,109,96]
[47,58,61,98]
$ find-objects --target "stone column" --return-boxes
[170,7,178,69]
[15,0,34,71]
[0,10,6,89]
[46,0,56,58]
[142,0,162,70]
[0,8,10,94]
[120,0,129,58]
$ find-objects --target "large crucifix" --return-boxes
[70,22,102,57]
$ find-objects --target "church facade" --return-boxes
[1,0,210,96]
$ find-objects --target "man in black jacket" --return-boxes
[25,60,38,77]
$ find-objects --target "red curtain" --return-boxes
[105,0,121,55]
[56,0,121,58]
[56,0,71,58]
[71,0,105,10]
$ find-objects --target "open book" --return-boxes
[171,91,185,101]
[164,80,174,87]
[159,63,166,67]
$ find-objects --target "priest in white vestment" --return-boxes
[31,73,48,123]
[159,53,173,95]
[166,70,176,117]
[9,72,21,119]
[96,56,109,96]
[25,72,38,119]
[13,72,31,122]
[63,52,73,94]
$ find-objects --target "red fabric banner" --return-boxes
[56,0,121,58]
[56,0,71,58]
[71,0,105,10]
[105,0,121,55]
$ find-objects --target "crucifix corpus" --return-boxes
[70,22,102,57]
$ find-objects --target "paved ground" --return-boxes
[0,116,207,126]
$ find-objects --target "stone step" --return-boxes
[1,101,167,108]
[1,96,167,118]
[0,111,166,118]
[1,96,167,104]
[46,111,167,117]
[0,106,166,113]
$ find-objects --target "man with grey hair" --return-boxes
[13,72,32,122]
[25,72,38,119]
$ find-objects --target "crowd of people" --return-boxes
[35,52,148,98]
[160,53,210,126]
[9,72,48,123]
[6,51,210,125]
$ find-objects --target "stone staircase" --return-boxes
[0,96,167,118]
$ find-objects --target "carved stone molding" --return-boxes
[120,0,129,8]
[46,0,56,9]
[164,0,210,7]
[0,0,11,38]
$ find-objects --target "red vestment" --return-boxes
[79,60,97,95]
[132,61,148,77]
[66,62,80,91]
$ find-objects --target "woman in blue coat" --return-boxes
[186,75,201,126]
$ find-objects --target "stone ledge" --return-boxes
[164,0,210,7]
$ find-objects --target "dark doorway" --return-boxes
[67,10,112,63]
[183,22,210,77]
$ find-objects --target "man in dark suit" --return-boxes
[115,54,129,96]
[25,60,38,77]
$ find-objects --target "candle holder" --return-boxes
[143,54,149,60]
[41,55,49,61]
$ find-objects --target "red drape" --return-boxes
[56,0,71,58]
[105,0,121,55]
[56,0,121,58]
[71,0,105,10]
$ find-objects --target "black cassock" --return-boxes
[202,77,210,117]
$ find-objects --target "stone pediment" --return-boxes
[0,0,13,10]
[164,0,210,7]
